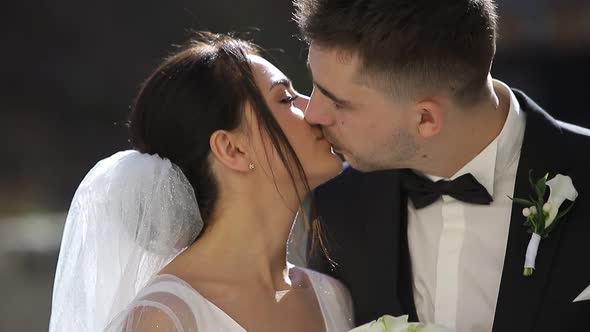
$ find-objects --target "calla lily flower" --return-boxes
[514,173,578,276]
[545,174,578,229]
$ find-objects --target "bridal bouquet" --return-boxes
[349,315,452,332]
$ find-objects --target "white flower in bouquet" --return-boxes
[348,315,451,332]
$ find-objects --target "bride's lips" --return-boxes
[316,134,331,147]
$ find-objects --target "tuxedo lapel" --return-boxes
[492,91,574,332]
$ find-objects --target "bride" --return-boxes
[48,32,353,331]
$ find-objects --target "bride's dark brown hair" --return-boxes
[128,32,327,258]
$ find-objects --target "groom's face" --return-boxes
[305,44,419,171]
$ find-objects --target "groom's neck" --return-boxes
[414,79,509,178]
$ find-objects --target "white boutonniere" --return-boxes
[510,172,578,276]
[349,315,451,332]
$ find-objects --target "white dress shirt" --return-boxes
[407,80,526,332]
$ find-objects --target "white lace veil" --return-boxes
[48,150,203,332]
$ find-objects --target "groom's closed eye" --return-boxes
[313,83,350,110]
[306,62,352,110]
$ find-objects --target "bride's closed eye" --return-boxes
[279,88,299,104]
[280,95,299,104]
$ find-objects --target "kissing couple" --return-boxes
[49,1,590,331]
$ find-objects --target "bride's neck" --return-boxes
[178,188,299,290]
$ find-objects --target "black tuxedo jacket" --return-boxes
[310,90,590,331]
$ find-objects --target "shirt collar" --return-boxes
[494,79,526,177]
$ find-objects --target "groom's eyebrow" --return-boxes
[306,62,352,108]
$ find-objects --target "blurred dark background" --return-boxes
[1,1,588,330]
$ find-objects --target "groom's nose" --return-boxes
[304,88,334,126]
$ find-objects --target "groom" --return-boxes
[293,0,590,331]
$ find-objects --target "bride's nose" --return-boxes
[295,94,310,110]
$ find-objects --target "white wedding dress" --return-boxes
[105,268,354,332]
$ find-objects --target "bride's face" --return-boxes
[247,55,343,190]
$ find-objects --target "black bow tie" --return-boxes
[400,170,493,209]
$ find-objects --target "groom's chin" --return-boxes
[334,151,377,172]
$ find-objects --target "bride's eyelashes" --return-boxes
[280,95,298,104]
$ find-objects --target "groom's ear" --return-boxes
[209,130,251,172]
[414,99,443,139]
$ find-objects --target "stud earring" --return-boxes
[248,163,255,171]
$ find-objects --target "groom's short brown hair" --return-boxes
[294,0,498,106]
